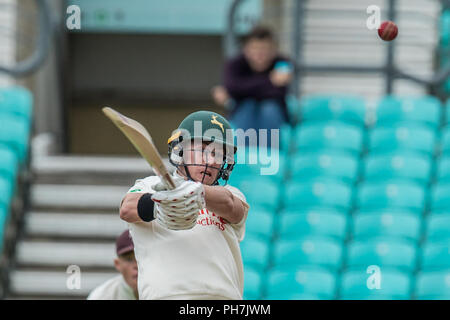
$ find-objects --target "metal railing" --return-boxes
[0,0,54,77]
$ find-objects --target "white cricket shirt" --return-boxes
[125,175,250,300]
[87,275,137,300]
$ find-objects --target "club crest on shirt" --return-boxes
[197,208,226,231]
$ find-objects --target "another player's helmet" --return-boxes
[168,110,236,185]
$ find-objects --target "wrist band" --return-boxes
[137,193,155,222]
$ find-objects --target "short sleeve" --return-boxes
[120,176,160,208]
[225,185,250,242]
[127,176,160,194]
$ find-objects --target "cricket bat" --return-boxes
[102,107,176,190]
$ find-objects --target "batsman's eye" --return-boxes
[205,150,223,159]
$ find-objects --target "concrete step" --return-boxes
[15,241,116,268]
[305,0,441,15]
[32,155,149,175]
[30,184,131,211]
[24,211,128,239]
[31,155,173,185]
[8,270,117,298]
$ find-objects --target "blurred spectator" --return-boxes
[212,26,293,147]
[87,230,138,300]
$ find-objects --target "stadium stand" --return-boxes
[236,91,450,300]
[2,0,449,301]
[6,155,152,299]
[235,0,446,299]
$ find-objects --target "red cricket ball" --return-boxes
[378,20,398,41]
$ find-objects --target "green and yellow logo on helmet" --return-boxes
[211,115,224,133]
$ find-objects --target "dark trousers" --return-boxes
[229,98,287,149]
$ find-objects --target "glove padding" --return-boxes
[151,178,205,230]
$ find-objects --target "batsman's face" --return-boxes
[114,251,138,292]
[181,141,224,185]
[243,38,276,72]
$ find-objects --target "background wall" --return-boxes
[66,33,226,154]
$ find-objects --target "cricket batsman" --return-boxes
[119,110,250,300]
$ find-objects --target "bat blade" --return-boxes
[102,107,176,190]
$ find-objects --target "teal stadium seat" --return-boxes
[340,268,412,300]
[346,239,417,272]
[285,179,352,211]
[264,292,325,300]
[0,113,30,163]
[426,214,450,242]
[245,206,276,240]
[357,181,425,214]
[442,11,450,47]
[0,86,33,120]
[233,177,280,210]
[232,146,259,175]
[243,266,263,300]
[445,77,450,96]
[279,123,293,152]
[369,124,437,156]
[364,152,431,185]
[421,241,450,270]
[278,209,348,241]
[0,204,6,251]
[437,125,450,155]
[0,145,18,182]
[291,151,359,184]
[447,99,450,123]
[430,183,450,213]
[231,147,286,182]
[286,94,301,121]
[240,235,270,271]
[299,95,366,127]
[375,96,441,129]
[416,271,450,299]
[352,212,421,243]
[273,236,343,271]
[295,122,364,155]
[266,266,337,299]
[0,176,13,210]
[436,155,450,182]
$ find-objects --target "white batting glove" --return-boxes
[151,179,205,230]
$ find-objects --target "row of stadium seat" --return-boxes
[242,235,449,272]
[233,148,450,186]
[281,122,450,157]
[0,86,33,251]
[264,95,450,154]
[244,265,450,300]
[234,175,450,214]
[239,94,450,299]
[246,207,450,243]
[297,95,445,129]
